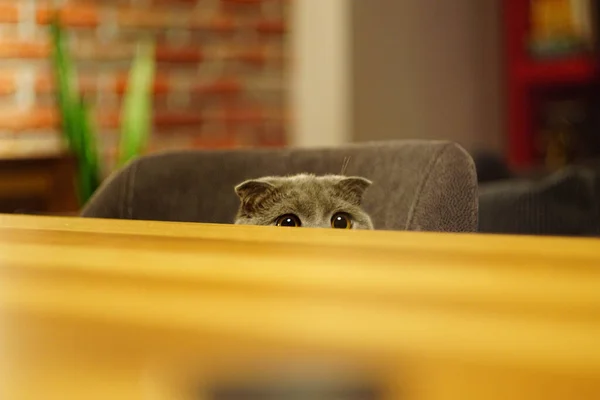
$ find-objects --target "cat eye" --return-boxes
[276,214,301,227]
[331,213,352,229]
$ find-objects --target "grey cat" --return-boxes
[234,173,374,229]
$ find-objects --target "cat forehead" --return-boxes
[270,180,347,217]
[262,174,344,189]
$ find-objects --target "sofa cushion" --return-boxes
[81,140,478,232]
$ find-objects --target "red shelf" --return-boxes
[504,0,600,167]
[514,55,598,85]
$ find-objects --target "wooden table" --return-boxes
[0,155,78,214]
[0,215,599,399]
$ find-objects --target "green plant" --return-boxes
[50,18,155,206]
[119,41,155,167]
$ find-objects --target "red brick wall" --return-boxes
[0,0,288,171]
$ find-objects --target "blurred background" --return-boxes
[1,0,600,215]
[0,0,289,162]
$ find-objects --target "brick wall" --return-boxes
[0,0,289,172]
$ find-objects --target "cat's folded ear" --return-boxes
[336,176,372,205]
[235,179,277,212]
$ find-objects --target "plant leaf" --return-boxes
[50,16,101,205]
[118,40,155,167]
[50,18,78,150]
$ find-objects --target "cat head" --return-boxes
[234,174,374,229]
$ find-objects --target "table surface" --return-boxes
[0,214,599,399]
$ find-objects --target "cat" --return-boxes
[234,173,374,229]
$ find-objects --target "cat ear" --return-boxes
[235,179,277,212]
[336,176,372,205]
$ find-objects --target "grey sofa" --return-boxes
[478,166,600,236]
[81,140,478,232]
